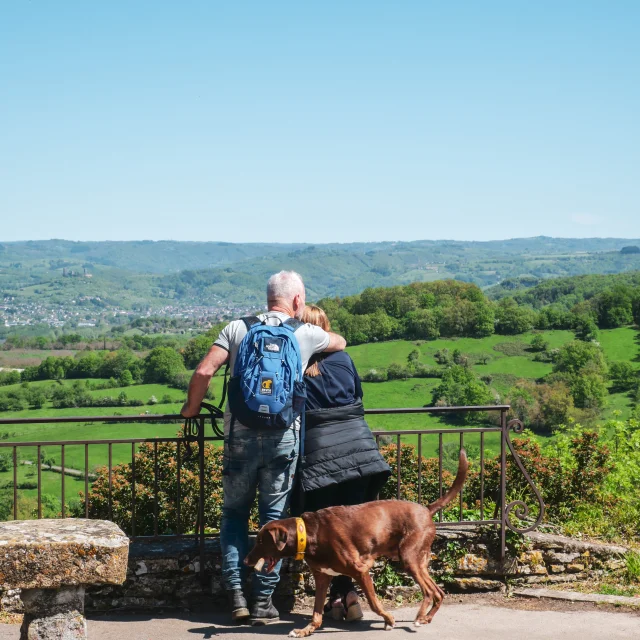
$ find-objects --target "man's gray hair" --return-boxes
[267,270,305,302]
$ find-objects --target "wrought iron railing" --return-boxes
[0,404,544,577]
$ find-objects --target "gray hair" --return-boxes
[267,270,305,303]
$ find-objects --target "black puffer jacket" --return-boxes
[300,400,391,494]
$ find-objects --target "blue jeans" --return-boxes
[220,425,299,597]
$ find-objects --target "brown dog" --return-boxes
[245,449,468,637]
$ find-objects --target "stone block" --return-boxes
[126,576,176,597]
[450,577,504,592]
[549,565,565,574]
[0,519,129,590]
[457,554,488,573]
[566,563,585,573]
[20,586,87,640]
[526,532,627,558]
[544,552,579,564]
[520,550,544,567]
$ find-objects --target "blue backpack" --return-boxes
[227,315,307,429]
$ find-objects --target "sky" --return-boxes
[1,1,639,243]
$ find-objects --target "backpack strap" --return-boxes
[284,317,303,331]
[218,364,230,411]
[241,315,261,330]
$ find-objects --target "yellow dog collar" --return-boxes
[294,517,307,560]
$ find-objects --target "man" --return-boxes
[181,270,346,624]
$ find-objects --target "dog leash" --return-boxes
[294,517,307,560]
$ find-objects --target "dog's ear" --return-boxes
[268,526,288,552]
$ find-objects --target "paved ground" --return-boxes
[2,600,639,640]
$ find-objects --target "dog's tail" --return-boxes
[427,449,468,515]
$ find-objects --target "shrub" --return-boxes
[362,369,388,383]
[529,334,549,352]
[387,363,411,380]
[74,434,257,535]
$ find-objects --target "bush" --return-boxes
[529,334,549,353]
[170,372,191,391]
[74,434,253,535]
[77,421,639,541]
[387,363,411,380]
[362,369,388,383]
[0,370,20,387]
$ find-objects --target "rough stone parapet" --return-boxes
[0,519,129,590]
[0,519,129,639]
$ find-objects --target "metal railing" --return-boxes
[0,404,544,577]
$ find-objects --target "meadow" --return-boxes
[1,326,638,512]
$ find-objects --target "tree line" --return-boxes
[315,277,640,345]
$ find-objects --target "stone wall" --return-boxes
[1,528,629,614]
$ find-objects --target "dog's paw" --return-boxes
[384,621,395,631]
[414,621,421,628]
[289,629,308,638]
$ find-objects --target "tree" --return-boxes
[570,373,608,410]
[494,298,536,335]
[530,334,549,352]
[573,314,599,342]
[100,349,138,379]
[470,301,495,337]
[118,370,134,387]
[507,380,574,431]
[143,347,186,384]
[620,245,640,254]
[594,286,635,328]
[182,332,216,369]
[431,365,493,409]
[405,309,439,340]
[368,310,397,341]
[552,341,608,378]
[26,387,47,409]
[609,362,638,392]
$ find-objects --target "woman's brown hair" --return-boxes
[302,304,331,377]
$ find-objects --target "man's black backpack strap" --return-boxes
[241,315,261,330]
[284,317,303,331]
[218,364,230,411]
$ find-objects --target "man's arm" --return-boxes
[181,345,229,418]
[323,331,347,353]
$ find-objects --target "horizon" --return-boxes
[3,234,640,246]
[1,2,639,243]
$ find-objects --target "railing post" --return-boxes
[198,416,206,584]
[500,408,507,561]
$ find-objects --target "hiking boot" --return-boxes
[250,594,280,625]
[228,589,250,623]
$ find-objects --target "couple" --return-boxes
[182,271,390,625]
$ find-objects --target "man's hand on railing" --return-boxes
[180,402,201,418]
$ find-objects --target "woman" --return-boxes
[298,304,391,622]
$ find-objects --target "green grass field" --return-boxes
[1,327,638,512]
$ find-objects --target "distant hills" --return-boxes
[1,237,640,314]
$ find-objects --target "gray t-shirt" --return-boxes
[214,311,330,434]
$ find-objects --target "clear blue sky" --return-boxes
[1,1,639,243]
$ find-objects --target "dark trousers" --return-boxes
[302,477,372,600]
